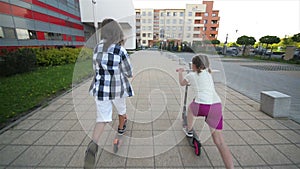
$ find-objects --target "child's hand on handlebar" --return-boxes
[176,68,185,73]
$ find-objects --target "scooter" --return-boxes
[180,65,202,156]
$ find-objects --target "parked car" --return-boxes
[226,47,239,56]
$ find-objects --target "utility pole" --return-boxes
[92,0,98,44]
[223,33,228,55]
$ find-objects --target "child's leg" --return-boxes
[211,129,234,169]
[118,114,127,129]
[92,122,106,143]
[187,107,195,131]
[113,97,127,131]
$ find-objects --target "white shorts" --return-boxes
[95,97,126,122]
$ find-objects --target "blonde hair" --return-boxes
[100,18,125,50]
[192,54,211,74]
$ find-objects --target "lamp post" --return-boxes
[223,33,228,55]
[92,0,98,44]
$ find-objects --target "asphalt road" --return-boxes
[175,52,300,123]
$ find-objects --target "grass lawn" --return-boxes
[0,59,92,129]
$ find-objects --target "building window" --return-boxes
[0,27,4,38]
[148,19,152,23]
[193,34,200,38]
[142,19,146,23]
[28,30,37,39]
[186,33,190,38]
[180,12,184,17]
[160,19,164,24]
[148,33,152,38]
[161,12,165,17]
[166,19,170,24]
[212,13,217,17]
[148,11,152,16]
[45,32,62,40]
[187,26,191,31]
[16,28,30,40]
[204,12,208,16]
[142,11,146,16]
[212,20,218,24]
[148,26,152,31]
[172,19,177,24]
[204,20,207,24]
[188,12,193,17]
[142,40,146,44]
[179,19,184,24]
[178,26,183,31]
[167,12,171,16]
[3,27,16,39]
[142,33,146,37]
[203,27,207,31]
[173,12,177,16]
[142,26,146,31]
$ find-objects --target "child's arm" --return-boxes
[176,68,189,86]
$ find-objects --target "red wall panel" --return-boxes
[37,31,45,40]
[76,36,85,42]
[0,2,11,15]
[11,4,33,18]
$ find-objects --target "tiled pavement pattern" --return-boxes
[0,51,300,169]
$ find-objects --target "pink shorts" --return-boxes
[189,101,223,130]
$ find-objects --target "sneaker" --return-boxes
[183,127,194,137]
[84,140,98,169]
[117,120,127,135]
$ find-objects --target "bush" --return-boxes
[36,47,82,66]
[0,48,37,77]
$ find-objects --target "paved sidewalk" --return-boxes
[0,51,300,168]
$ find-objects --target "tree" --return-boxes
[236,35,256,56]
[211,39,220,46]
[291,33,300,42]
[259,35,280,58]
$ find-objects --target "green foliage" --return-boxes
[259,35,280,46]
[0,60,92,128]
[236,35,256,46]
[211,39,220,45]
[36,47,81,66]
[0,48,37,77]
[291,33,300,42]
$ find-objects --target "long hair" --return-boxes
[100,18,125,51]
[192,54,211,74]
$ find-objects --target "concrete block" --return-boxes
[260,91,291,118]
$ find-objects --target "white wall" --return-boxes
[79,0,136,49]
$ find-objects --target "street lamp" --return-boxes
[223,33,228,55]
[92,0,98,44]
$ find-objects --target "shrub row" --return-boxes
[0,47,93,77]
[0,48,37,77]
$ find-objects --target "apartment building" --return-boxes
[135,1,220,47]
[0,0,85,50]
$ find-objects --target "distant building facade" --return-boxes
[0,0,85,50]
[135,1,220,47]
[79,0,136,49]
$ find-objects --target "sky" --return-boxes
[133,0,300,42]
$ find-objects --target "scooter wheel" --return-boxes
[193,138,201,156]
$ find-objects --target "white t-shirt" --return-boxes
[184,69,221,104]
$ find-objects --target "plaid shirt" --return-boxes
[89,40,134,100]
